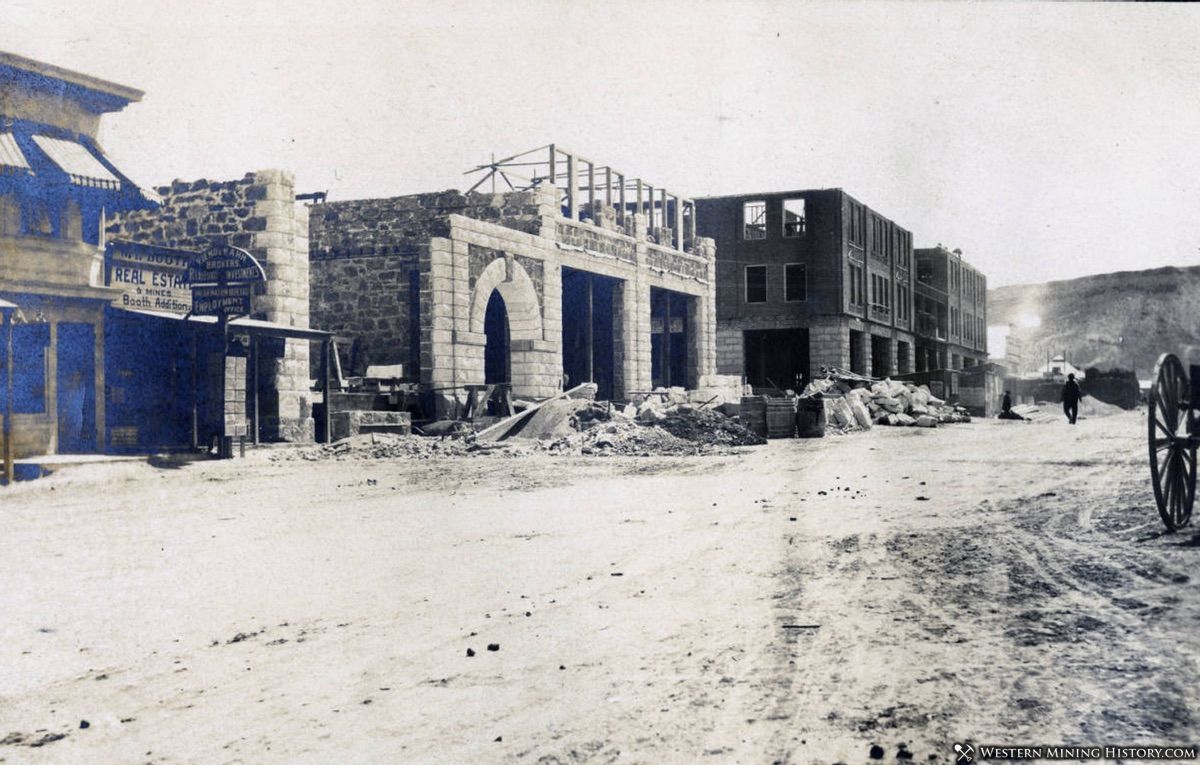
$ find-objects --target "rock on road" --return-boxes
[0,410,1195,764]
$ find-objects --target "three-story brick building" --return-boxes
[695,189,916,388]
[913,246,987,371]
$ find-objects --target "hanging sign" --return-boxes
[106,240,194,314]
[188,245,267,288]
[190,245,266,319]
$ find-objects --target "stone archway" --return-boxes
[469,256,542,342]
[468,256,545,399]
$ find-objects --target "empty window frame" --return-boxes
[785,263,807,302]
[782,198,806,237]
[745,265,767,303]
[743,200,767,241]
[849,263,864,306]
[848,203,864,244]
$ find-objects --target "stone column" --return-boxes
[629,213,654,393]
[715,326,744,376]
[810,318,849,373]
[247,169,312,441]
[420,236,457,418]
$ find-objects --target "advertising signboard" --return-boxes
[189,245,267,320]
[106,241,193,314]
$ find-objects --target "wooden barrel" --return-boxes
[740,395,768,438]
[766,398,796,438]
[796,397,826,438]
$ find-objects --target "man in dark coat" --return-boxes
[998,390,1024,420]
[1061,373,1082,424]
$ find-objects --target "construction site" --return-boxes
[3,27,1197,765]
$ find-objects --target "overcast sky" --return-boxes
[4,1,1199,287]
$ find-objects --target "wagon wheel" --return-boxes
[1149,353,1196,531]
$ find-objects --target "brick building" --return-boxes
[913,246,987,371]
[309,146,717,417]
[694,189,916,387]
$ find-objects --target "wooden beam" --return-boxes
[566,153,576,220]
[673,193,683,250]
[474,382,599,442]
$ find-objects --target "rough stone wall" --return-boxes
[108,169,312,441]
[311,185,716,416]
[309,251,419,372]
[308,190,552,256]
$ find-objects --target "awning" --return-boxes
[31,134,120,189]
[0,132,31,175]
[115,307,334,341]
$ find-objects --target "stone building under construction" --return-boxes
[309,145,717,417]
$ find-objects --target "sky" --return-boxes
[3,0,1199,287]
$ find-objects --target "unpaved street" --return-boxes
[1,411,1196,764]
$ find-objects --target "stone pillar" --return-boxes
[420,236,457,418]
[695,236,718,380]
[248,169,312,441]
[715,326,744,376]
[810,318,849,373]
[611,280,628,398]
[629,213,654,393]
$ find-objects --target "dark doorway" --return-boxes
[743,328,809,392]
[871,334,892,378]
[650,287,690,389]
[849,330,865,375]
[484,290,510,384]
[104,309,196,452]
[56,322,96,453]
[561,268,617,399]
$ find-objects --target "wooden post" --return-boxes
[548,144,556,190]
[3,310,12,485]
[251,335,259,445]
[190,329,198,450]
[585,273,594,383]
[604,167,612,210]
[566,153,576,221]
[673,194,683,250]
[617,173,626,228]
[662,292,672,388]
[587,161,595,217]
[322,338,332,443]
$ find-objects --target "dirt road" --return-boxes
[1,410,1196,764]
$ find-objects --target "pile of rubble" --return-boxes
[289,393,766,461]
[523,397,765,455]
[802,377,971,432]
[286,433,526,461]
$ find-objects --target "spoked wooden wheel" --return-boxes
[1149,353,1196,531]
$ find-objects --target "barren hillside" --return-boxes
[989,266,1200,376]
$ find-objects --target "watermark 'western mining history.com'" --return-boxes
[955,743,1198,762]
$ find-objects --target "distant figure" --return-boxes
[1061,373,1082,425]
[998,390,1024,420]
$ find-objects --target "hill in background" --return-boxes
[988,266,1200,378]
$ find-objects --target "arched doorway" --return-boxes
[483,289,510,384]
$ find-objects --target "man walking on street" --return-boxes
[1061,372,1082,424]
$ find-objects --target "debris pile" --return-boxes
[801,377,971,432]
[287,433,520,461]
[287,395,765,461]
[527,397,766,455]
